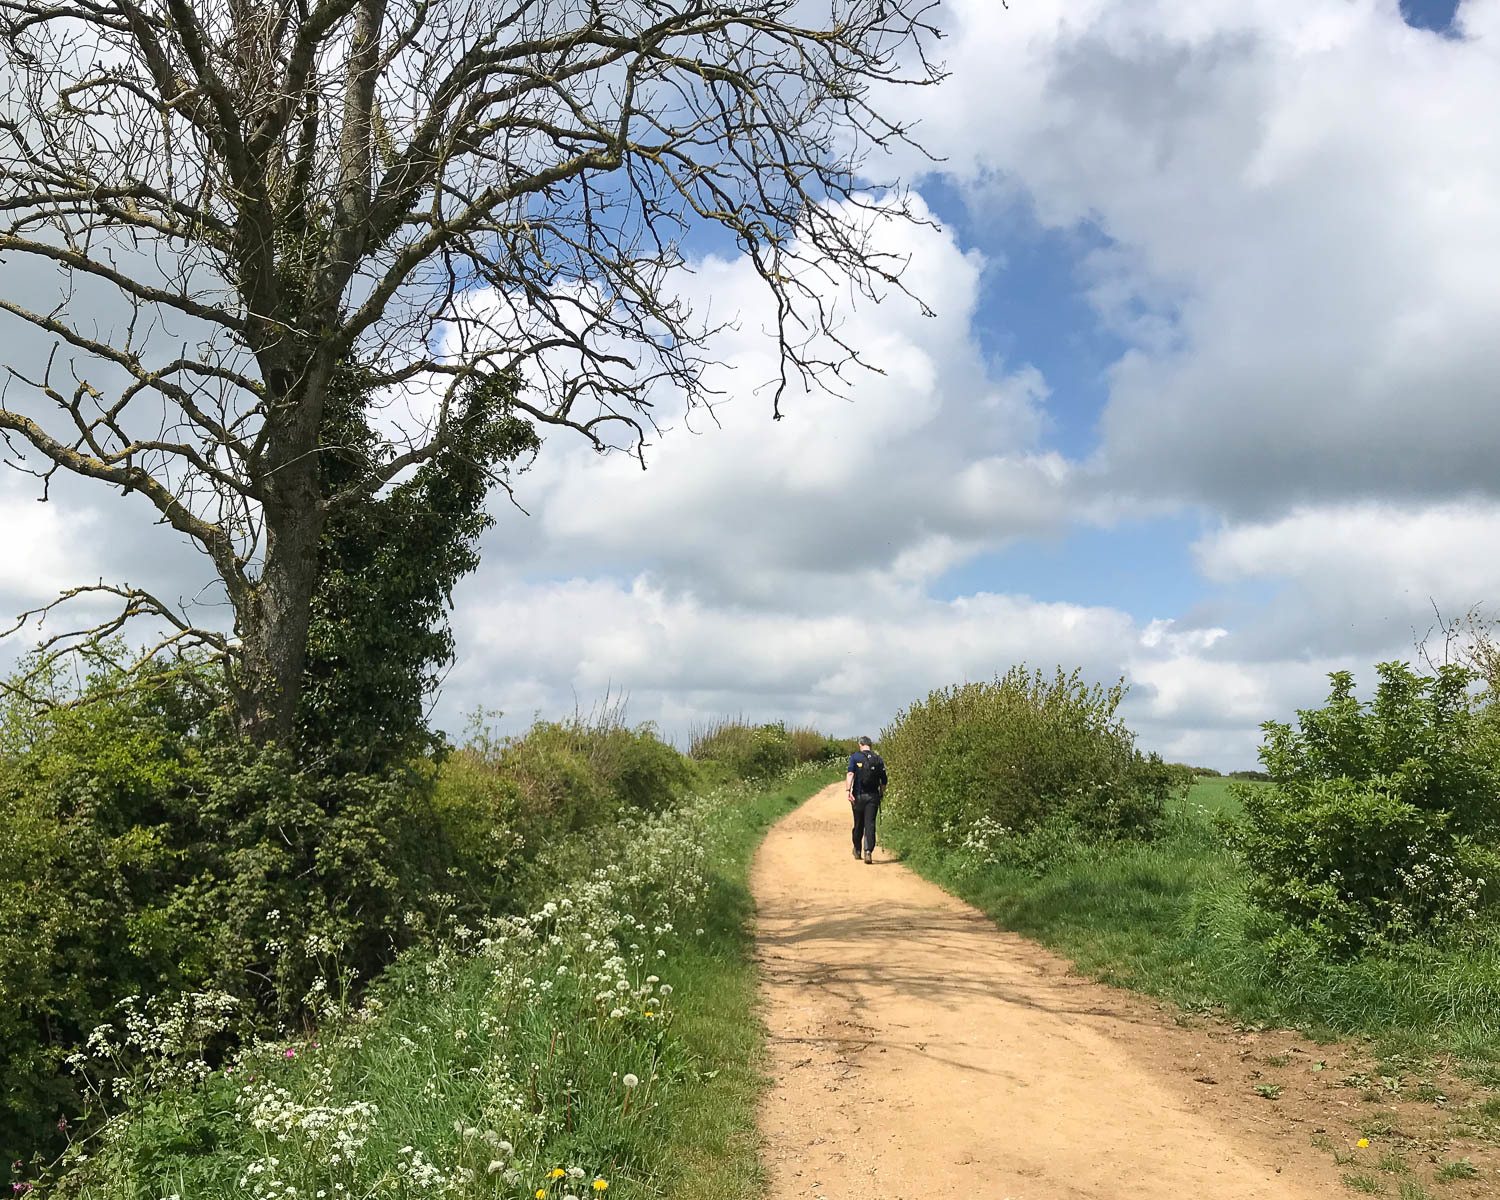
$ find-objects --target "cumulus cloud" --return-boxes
[6,3,1496,774]
[470,197,1078,610]
[0,477,96,605]
[1190,499,1500,661]
[440,564,1366,769]
[898,0,1500,513]
[448,569,1226,751]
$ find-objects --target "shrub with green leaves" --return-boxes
[429,714,700,913]
[881,665,1175,847]
[1226,662,1500,953]
[40,777,746,1199]
[0,669,460,1164]
[0,675,699,1170]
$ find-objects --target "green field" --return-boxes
[1174,776,1260,817]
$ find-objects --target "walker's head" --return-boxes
[857,736,873,749]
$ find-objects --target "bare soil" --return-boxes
[750,783,1499,1199]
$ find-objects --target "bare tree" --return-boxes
[1419,603,1500,698]
[0,0,942,742]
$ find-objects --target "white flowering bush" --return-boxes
[43,777,779,1200]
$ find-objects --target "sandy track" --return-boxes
[749,783,1341,1200]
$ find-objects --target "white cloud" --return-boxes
[0,478,95,604]
[1189,499,1500,662]
[471,197,1078,610]
[6,3,1497,778]
[898,0,1500,513]
[437,563,1370,770]
[1197,500,1500,597]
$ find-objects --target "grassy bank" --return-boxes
[38,766,840,1200]
[642,766,839,1200]
[883,780,1500,1075]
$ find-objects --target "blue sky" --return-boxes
[1401,0,1462,31]
[915,176,1124,462]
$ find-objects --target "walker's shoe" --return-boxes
[852,847,862,859]
[863,851,874,864]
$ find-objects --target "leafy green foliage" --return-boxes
[31,766,839,1200]
[430,713,701,915]
[689,720,845,781]
[1226,663,1500,953]
[0,665,459,1164]
[0,673,698,1170]
[880,665,1176,849]
[0,666,213,1159]
[298,367,540,771]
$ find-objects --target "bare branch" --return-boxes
[0,0,944,736]
[0,581,230,710]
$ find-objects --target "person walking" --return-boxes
[846,736,888,863]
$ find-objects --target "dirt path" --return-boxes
[750,783,1349,1200]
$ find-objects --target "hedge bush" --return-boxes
[1226,662,1500,953]
[0,673,457,1164]
[0,677,699,1170]
[880,666,1176,846]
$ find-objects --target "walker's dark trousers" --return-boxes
[852,797,881,855]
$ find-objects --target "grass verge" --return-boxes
[650,767,839,1200]
[38,766,840,1200]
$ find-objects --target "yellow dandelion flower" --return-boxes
[551,1168,567,1179]
[1356,1138,1370,1149]
[536,1191,547,1199]
[592,1181,609,1192]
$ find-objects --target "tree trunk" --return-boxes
[226,0,382,745]
[232,374,328,745]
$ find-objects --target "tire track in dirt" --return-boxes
[750,782,1346,1200]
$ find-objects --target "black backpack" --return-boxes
[851,749,887,799]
